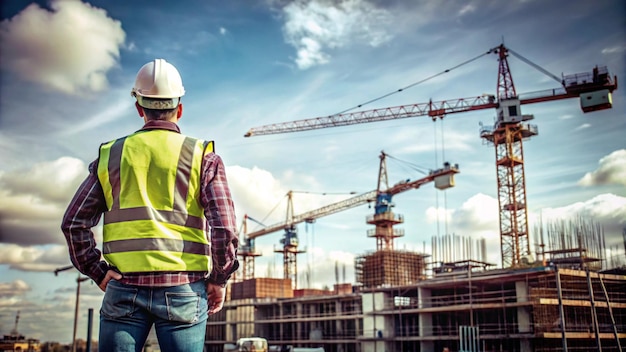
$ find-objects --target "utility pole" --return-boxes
[55,265,90,352]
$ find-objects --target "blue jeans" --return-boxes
[99,280,208,352]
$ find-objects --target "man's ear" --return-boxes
[176,103,183,120]
[135,102,145,117]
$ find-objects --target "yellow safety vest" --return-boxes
[97,129,214,273]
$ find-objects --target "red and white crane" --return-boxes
[244,43,618,268]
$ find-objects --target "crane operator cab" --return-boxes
[496,98,534,124]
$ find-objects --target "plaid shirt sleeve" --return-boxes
[200,153,239,286]
[61,160,111,284]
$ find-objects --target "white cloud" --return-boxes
[279,0,393,69]
[425,192,626,266]
[226,164,353,226]
[539,193,626,238]
[578,149,626,186]
[0,280,30,299]
[0,244,69,272]
[425,193,500,264]
[127,41,138,52]
[0,0,125,95]
[448,193,500,233]
[574,123,591,131]
[226,165,289,224]
[306,249,355,288]
[458,4,476,16]
[425,206,453,225]
[1,157,86,203]
[601,44,626,54]
[0,157,88,246]
[220,27,227,35]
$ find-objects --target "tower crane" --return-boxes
[244,151,459,288]
[237,214,265,281]
[244,43,617,269]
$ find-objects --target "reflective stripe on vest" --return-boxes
[97,129,214,273]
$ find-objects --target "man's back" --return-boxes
[61,59,239,352]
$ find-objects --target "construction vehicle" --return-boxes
[226,337,268,352]
[242,151,458,287]
[224,337,325,352]
[244,43,617,269]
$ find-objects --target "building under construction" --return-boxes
[214,44,624,352]
[205,220,626,352]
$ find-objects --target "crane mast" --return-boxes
[237,214,263,281]
[244,43,617,268]
[483,44,533,268]
[244,152,459,284]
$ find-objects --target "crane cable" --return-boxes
[440,118,449,237]
[257,193,290,228]
[507,47,563,85]
[432,117,450,238]
[384,153,430,175]
[331,50,493,116]
[434,120,441,238]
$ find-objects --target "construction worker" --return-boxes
[61,58,239,352]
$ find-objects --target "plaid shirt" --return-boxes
[61,121,239,287]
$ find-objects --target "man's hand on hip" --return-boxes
[98,270,123,292]
[206,282,226,315]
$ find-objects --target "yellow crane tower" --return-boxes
[244,43,618,268]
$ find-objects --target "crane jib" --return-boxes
[245,165,459,240]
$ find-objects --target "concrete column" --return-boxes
[419,286,434,352]
[516,280,532,352]
[361,292,390,352]
[335,300,343,339]
[279,302,284,341]
[297,302,303,341]
[225,307,235,341]
[254,303,269,339]
[516,281,531,333]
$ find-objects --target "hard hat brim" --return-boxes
[135,96,180,110]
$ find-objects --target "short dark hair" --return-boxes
[142,107,178,121]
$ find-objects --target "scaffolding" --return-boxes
[355,250,427,288]
[529,268,625,351]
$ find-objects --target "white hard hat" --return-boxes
[131,59,185,109]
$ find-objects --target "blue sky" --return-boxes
[1,0,625,344]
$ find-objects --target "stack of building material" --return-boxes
[230,278,293,299]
